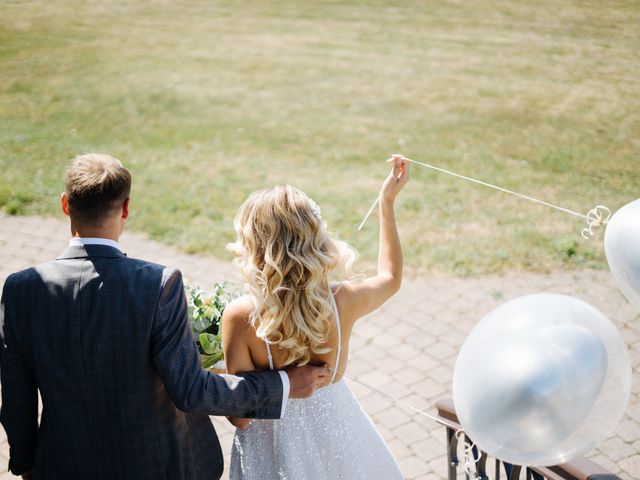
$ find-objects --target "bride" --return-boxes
[222,156,409,479]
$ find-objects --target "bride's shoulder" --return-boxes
[330,281,364,325]
[222,296,255,332]
[224,295,255,319]
[332,280,357,301]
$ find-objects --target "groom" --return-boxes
[0,154,330,479]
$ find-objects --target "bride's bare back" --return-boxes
[223,285,354,387]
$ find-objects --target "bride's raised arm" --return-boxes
[339,155,409,322]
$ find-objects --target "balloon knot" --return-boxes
[581,205,611,239]
[455,429,481,477]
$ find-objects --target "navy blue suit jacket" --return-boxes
[0,244,283,479]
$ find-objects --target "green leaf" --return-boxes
[193,317,210,334]
[199,332,216,354]
[201,351,224,369]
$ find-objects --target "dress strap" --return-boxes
[329,292,342,384]
[265,338,274,370]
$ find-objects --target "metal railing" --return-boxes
[435,399,621,480]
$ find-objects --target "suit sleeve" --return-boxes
[150,269,283,418]
[0,276,38,475]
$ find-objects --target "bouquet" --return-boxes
[186,281,240,369]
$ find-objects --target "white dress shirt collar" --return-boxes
[69,237,124,253]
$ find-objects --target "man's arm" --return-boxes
[0,278,39,476]
[151,268,285,418]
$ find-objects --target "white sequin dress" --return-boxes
[229,295,403,480]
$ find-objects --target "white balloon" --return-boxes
[453,293,631,466]
[605,199,640,311]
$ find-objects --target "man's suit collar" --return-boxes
[69,237,123,251]
[57,244,127,260]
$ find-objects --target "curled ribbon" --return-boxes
[581,206,612,239]
[454,429,481,477]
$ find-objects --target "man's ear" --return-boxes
[122,197,130,220]
[61,192,70,217]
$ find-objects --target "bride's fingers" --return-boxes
[394,160,406,181]
[386,154,407,177]
[386,155,403,169]
[397,158,409,181]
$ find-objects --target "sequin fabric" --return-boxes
[229,379,403,479]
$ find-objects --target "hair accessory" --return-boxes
[309,199,322,221]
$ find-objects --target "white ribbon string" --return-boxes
[341,371,456,428]
[358,157,609,238]
[357,195,380,231]
[339,370,481,472]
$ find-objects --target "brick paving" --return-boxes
[0,213,638,479]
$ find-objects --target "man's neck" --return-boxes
[70,219,121,242]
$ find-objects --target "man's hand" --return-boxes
[285,364,331,399]
[227,416,251,430]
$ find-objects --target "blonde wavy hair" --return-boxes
[227,184,358,366]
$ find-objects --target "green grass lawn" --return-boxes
[1,0,638,276]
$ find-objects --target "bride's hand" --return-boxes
[380,154,410,204]
[227,416,251,430]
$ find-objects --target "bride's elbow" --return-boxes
[390,276,402,295]
[380,272,402,296]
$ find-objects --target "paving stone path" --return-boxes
[0,213,638,479]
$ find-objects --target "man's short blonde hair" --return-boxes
[65,154,131,226]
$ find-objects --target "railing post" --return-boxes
[446,426,459,480]
[476,448,488,479]
[507,463,521,479]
